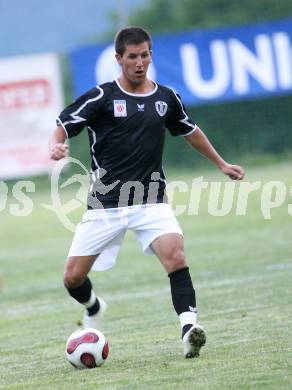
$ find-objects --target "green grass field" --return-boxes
[0,162,291,390]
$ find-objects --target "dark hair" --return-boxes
[114,26,152,56]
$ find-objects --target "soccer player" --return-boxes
[50,27,245,358]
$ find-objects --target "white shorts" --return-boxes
[68,203,183,271]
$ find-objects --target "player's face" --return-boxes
[116,42,152,85]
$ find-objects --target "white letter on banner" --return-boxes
[230,34,276,94]
[273,32,292,89]
[95,45,121,84]
[180,40,229,98]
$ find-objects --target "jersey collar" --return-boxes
[115,78,158,97]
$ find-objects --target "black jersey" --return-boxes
[57,79,197,209]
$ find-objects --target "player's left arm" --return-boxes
[185,127,245,180]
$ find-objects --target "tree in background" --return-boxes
[128,0,292,32]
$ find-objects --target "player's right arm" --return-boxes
[49,125,69,160]
[50,86,105,161]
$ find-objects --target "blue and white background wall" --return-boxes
[70,18,292,105]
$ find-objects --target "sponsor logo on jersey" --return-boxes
[155,101,168,117]
[114,100,127,117]
[137,103,145,112]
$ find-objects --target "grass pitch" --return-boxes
[0,162,291,389]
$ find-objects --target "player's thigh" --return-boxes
[151,233,186,273]
[64,255,98,287]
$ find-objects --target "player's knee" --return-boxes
[165,248,186,273]
[63,268,84,289]
[172,248,186,268]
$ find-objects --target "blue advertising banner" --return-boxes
[70,19,292,105]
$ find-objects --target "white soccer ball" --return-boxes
[65,328,109,369]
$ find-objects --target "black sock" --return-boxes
[168,267,196,314]
[168,267,197,337]
[87,299,100,316]
[65,277,100,316]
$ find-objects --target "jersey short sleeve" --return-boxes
[56,86,104,138]
[166,90,197,137]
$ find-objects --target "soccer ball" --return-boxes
[66,328,109,369]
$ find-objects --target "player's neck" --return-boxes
[117,76,155,94]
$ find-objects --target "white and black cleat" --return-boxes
[183,324,206,358]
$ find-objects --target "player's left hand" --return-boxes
[220,163,245,180]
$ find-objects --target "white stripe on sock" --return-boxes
[179,311,197,328]
[84,290,97,308]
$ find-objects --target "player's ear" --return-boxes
[115,53,122,65]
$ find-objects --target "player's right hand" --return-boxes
[50,143,69,160]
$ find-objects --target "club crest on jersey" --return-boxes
[155,101,168,117]
[114,100,127,117]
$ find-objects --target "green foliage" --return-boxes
[129,0,292,32]
[164,94,292,168]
